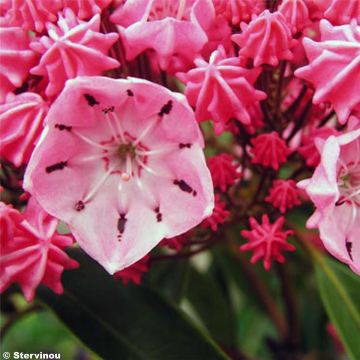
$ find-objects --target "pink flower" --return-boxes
[232,10,296,67]
[62,0,111,19]
[0,27,38,103]
[201,194,230,231]
[240,215,295,270]
[265,179,301,214]
[0,93,47,167]
[24,76,214,274]
[0,0,61,32]
[30,9,119,97]
[298,127,360,275]
[0,198,78,301]
[208,154,241,192]
[114,255,150,285]
[278,0,310,34]
[179,46,266,135]
[313,0,360,25]
[251,132,290,170]
[298,126,337,167]
[213,0,264,26]
[295,20,360,124]
[110,0,209,71]
[0,202,22,241]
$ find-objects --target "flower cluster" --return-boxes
[1,0,359,303]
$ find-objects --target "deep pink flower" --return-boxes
[232,10,296,67]
[0,202,22,241]
[0,93,47,167]
[278,0,310,34]
[312,0,360,25]
[110,0,209,71]
[114,255,150,285]
[213,0,264,26]
[0,0,61,32]
[295,20,360,124]
[24,76,214,274]
[0,198,78,301]
[208,154,241,192]
[298,127,360,275]
[201,194,230,231]
[298,127,337,167]
[30,9,119,97]
[179,46,266,135]
[265,179,301,214]
[0,27,38,103]
[251,132,290,170]
[62,0,111,19]
[161,233,189,252]
[240,215,295,270]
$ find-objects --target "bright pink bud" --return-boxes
[201,194,230,231]
[251,132,290,170]
[265,179,301,213]
[114,255,150,285]
[240,215,295,270]
[295,20,360,124]
[232,10,296,67]
[0,198,78,301]
[279,0,310,34]
[208,154,241,192]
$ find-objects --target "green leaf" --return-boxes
[185,266,236,347]
[315,253,360,360]
[36,250,230,360]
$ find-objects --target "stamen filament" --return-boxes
[72,130,115,150]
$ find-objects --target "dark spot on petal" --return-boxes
[157,213,162,222]
[117,214,127,234]
[84,93,99,107]
[154,206,160,213]
[126,89,134,97]
[55,124,72,131]
[174,179,196,195]
[179,143,192,149]
[46,161,67,173]
[102,106,115,114]
[346,240,353,260]
[158,100,173,116]
[75,200,85,211]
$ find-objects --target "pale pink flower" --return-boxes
[178,46,266,135]
[240,215,295,270]
[298,126,360,275]
[110,0,209,71]
[295,20,360,124]
[0,0,61,32]
[207,153,241,192]
[62,0,111,19]
[30,9,119,97]
[251,132,291,170]
[0,27,38,103]
[0,93,47,167]
[278,0,310,34]
[265,179,301,214]
[24,76,214,274]
[232,10,297,67]
[0,198,78,301]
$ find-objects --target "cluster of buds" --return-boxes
[0,0,359,299]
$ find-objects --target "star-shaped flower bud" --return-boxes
[240,215,295,271]
[251,132,290,170]
[208,153,241,192]
[24,76,214,274]
[295,20,360,124]
[114,255,150,285]
[0,198,79,301]
[265,179,301,214]
[30,9,119,97]
[201,194,230,232]
[232,10,297,67]
[278,0,310,34]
